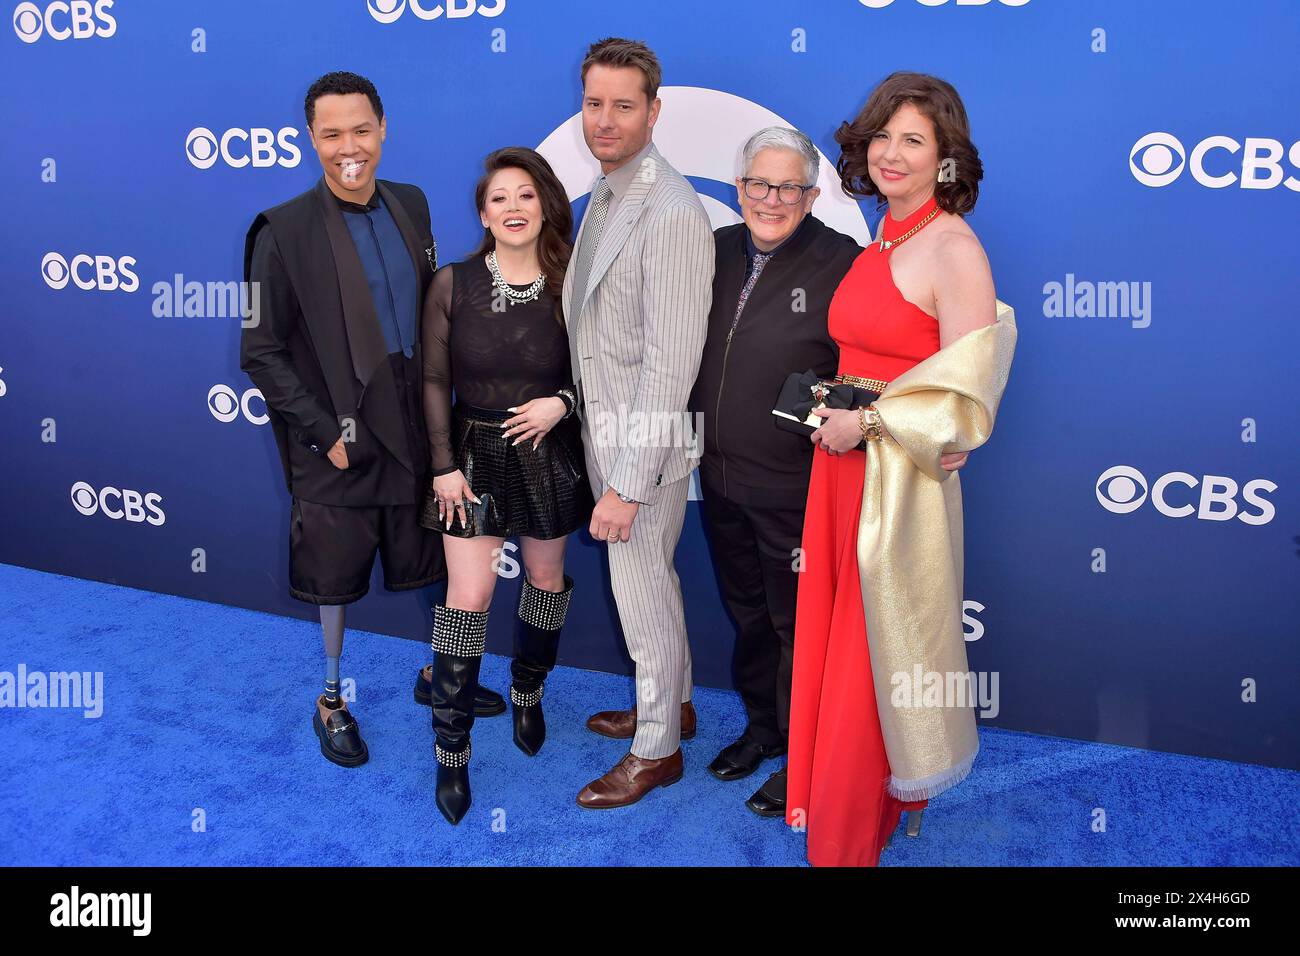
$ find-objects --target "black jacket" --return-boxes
[241,177,436,506]
[689,214,862,506]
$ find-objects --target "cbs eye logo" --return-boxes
[13,0,116,43]
[41,252,139,292]
[1129,133,1186,188]
[1096,465,1276,526]
[207,384,268,425]
[70,481,165,526]
[185,127,302,170]
[1095,465,1149,514]
[1130,131,1300,191]
[366,0,505,23]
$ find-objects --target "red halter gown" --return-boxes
[785,195,942,867]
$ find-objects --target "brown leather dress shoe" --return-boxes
[585,700,696,740]
[576,750,684,809]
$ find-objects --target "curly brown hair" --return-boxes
[471,147,573,324]
[835,71,982,216]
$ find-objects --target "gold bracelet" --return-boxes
[859,405,883,442]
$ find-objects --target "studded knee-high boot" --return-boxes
[430,604,488,825]
[510,575,574,756]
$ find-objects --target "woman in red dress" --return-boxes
[786,73,1000,867]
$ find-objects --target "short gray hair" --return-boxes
[740,126,820,185]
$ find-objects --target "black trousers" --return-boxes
[699,480,806,749]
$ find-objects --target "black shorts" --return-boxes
[288,498,445,605]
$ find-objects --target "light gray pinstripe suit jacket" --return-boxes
[562,142,715,758]
[563,142,715,504]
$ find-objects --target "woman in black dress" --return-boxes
[416,147,593,825]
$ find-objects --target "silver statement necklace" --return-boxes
[487,251,546,305]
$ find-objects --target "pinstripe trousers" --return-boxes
[581,418,695,760]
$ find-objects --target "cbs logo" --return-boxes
[1095,465,1276,526]
[208,385,267,425]
[185,127,302,170]
[70,481,165,526]
[1130,132,1300,191]
[13,0,115,43]
[858,0,1029,7]
[366,0,505,23]
[41,252,139,292]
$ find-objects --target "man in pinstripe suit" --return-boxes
[563,38,716,809]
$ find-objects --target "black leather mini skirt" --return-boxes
[419,402,594,540]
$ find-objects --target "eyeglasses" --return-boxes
[740,177,815,205]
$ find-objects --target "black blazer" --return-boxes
[689,214,862,506]
[241,177,437,506]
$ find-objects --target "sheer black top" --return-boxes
[421,256,573,476]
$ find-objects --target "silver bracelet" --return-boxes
[556,388,577,419]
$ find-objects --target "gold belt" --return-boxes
[835,373,889,392]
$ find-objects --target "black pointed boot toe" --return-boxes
[434,742,472,825]
[510,575,573,757]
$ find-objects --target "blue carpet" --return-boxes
[1,562,1296,866]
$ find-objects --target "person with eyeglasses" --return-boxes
[688,126,970,820]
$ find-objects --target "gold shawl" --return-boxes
[858,301,1017,801]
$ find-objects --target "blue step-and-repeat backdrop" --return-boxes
[3,0,1297,770]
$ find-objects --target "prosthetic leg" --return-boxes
[311,605,368,767]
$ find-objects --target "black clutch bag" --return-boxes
[771,370,881,450]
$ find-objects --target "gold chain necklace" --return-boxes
[878,204,941,252]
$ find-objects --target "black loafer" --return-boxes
[414,666,506,717]
[745,768,787,818]
[312,704,369,767]
[708,735,787,781]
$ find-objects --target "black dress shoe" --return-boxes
[312,701,369,767]
[745,768,786,818]
[708,735,787,781]
[472,685,506,717]
[414,665,505,717]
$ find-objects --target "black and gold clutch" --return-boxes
[771,370,882,449]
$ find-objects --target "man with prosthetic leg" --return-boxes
[242,71,503,768]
